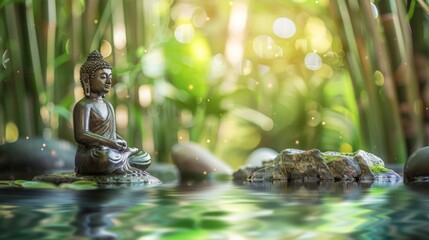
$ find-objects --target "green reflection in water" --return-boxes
[107,182,408,239]
[1,182,429,239]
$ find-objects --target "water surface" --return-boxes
[1,181,429,239]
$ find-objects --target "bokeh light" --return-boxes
[234,59,253,76]
[142,49,165,78]
[113,23,127,50]
[307,110,322,127]
[193,8,209,28]
[174,23,194,43]
[115,83,129,100]
[116,104,128,129]
[305,17,332,53]
[171,3,194,21]
[100,40,112,58]
[253,35,283,59]
[273,17,296,39]
[139,85,152,108]
[5,122,18,143]
[210,53,227,79]
[304,52,322,70]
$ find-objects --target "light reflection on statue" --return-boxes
[73,50,150,175]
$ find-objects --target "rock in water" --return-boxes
[404,146,429,182]
[171,142,232,180]
[234,148,402,182]
[0,137,75,180]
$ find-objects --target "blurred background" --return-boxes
[0,0,428,168]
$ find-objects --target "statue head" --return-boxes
[80,50,112,97]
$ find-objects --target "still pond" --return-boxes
[1,180,429,239]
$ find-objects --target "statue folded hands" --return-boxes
[73,51,150,175]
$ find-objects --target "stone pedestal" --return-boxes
[33,172,161,187]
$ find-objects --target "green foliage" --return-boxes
[1,0,427,165]
[164,32,211,100]
[370,165,389,174]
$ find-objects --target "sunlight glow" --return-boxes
[225,0,248,65]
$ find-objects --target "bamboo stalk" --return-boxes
[89,0,112,51]
[25,0,44,105]
[378,0,424,154]
[332,1,387,158]
[359,0,407,162]
[4,3,30,136]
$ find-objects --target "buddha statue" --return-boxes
[73,50,151,175]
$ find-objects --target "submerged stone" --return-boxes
[233,148,402,183]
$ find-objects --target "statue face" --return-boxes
[91,68,112,95]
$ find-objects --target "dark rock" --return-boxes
[171,142,232,180]
[404,147,429,182]
[0,137,75,180]
[234,148,402,183]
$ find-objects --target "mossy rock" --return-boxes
[234,148,402,183]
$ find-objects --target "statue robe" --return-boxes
[74,104,150,175]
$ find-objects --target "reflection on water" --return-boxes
[1,181,429,239]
